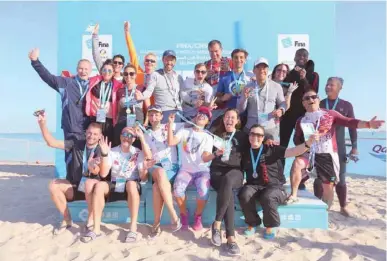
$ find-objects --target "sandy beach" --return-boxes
[0,164,385,261]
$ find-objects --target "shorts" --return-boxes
[104,179,142,202]
[299,152,340,184]
[149,163,179,184]
[70,184,86,202]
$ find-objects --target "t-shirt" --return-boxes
[64,140,101,185]
[144,123,184,164]
[320,98,357,155]
[176,128,214,172]
[241,144,286,187]
[204,57,233,89]
[108,145,144,181]
[116,85,145,120]
[210,131,248,169]
[218,70,253,108]
[181,78,214,118]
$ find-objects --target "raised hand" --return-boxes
[369,116,385,129]
[99,136,111,155]
[288,82,299,93]
[134,126,144,139]
[168,113,176,124]
[124,21,131,32]
[209,97,218,110]
[92,23,99,35]
[37,113,46,126]
[29,48,40,61]
[195,99,204,108]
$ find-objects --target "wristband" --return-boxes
[101,152,108,157]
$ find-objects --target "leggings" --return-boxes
[173,170,210,200]
[210,168,243,237]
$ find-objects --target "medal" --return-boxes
[252,172,258,179]
[250,146,263,180]
[126,108,131,114]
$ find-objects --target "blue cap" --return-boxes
[163,50,176,58]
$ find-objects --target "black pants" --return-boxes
[210,168,243,237]
[238,185,287,228]
[280,111,304,168]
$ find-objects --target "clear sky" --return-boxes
[0,1,385,133]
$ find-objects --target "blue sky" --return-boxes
[1,1,385,133]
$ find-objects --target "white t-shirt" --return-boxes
[181,78,214,118]
[144,123,184,164]
[175,128,214,172]
[108,145,144,181]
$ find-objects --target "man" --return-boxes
[37,112,103,234]
[280,48,319,148]
[29,48,99,155]
[320,77,357,216]
[216,48,253,109]
[287,89,384,207]
[136,50,184,123]
[238,57,286,141]
[204,40,233,125]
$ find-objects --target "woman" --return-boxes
[271,63,298,111]
[114,64,150,146]
[81,127,152,243]
[210,108,248,256]
[92,23,125,81]
[167,107,216,231]
[144,105,183,237]
[181,63,214,120]
[238,124,319,239]
[85,59,122,144]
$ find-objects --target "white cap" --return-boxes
[254,57,269,67]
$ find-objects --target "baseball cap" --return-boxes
[147,105,162,113]
[254,57,269,68]
[163,50,176,58]
[197,106,212,120]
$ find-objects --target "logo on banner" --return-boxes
[370,144,386,162]
[82,34,112,76]
[278,34,309,68]
[281,37,293,48]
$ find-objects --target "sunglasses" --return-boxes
[113,61,124,65]
[302,95,319,101]
[145,59,156,63]
[102,68,113,74]
[249,132,264,138]
[123,72,136,77]
[121,132,136,138]
[195,70,207,75]
[276,69,288,74]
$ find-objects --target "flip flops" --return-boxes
[80,230,103,243]
[53,221,73,235]
[285,196,299,205]
[125,231,138,243]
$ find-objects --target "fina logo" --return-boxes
[281,37,306,49]
[369,145,386,162]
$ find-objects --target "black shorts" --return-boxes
[105,180,142,202]
[314,153,338,184]
[70,184,85,202]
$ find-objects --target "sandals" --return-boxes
[263,228,276,239]
[125,231,138,243]
[82,223,94,234]
[285,196,299,205]
[80,230,103,243]
[149,224,162,239]
[53,221,73,235]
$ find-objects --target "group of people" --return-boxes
[29,21,384,256]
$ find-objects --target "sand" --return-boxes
[0,164,385,261]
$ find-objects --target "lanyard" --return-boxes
[307,117,321,172]
[82,145,97,175]
[76,78,89,103]
[250,146,263,173]
[99,82,112,108]
[125,85,137,113]
[163,71,181,108]
[325,98,339,111]
[118,146,131,175]
[176,111,216,138]
[225,130,236,150]
[255,81,269,112]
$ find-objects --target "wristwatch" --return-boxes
[101,152,108,157]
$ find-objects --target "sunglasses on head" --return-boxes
[197,112,209,119]
[123,71,136,77]
[195,70,207,75]
[121,132,136,138]
[302,95,319,101]
[102,68,113,74]
[113,61,124,65]
[145,59,156,63]
[249,132,264,138]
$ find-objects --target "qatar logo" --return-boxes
[369,145,386,162]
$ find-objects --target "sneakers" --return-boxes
[211,222,222,247]
[244,226,256,236]
[263,227,276,239]
[226,241,241,256]
[192,214,203,231]
[180,212,189,230]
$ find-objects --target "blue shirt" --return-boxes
[218,71,253,108]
